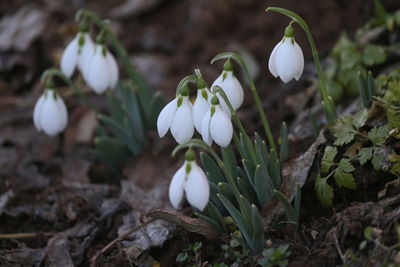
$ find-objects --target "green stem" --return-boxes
[41,68,100,114]
[211,53,277,153]
[266,7,337,122]
[76,9,153,124]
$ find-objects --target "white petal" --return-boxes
[268,40,282,78]
[293,41,304,81]
[212,71,244,111]
[170,98,194,144]
[157,99,178,137]
[77,33,95,77]
[210,107,233,147]
[184,162,210,211]
[106,51,119,89]
[39,91,68,136]
[86,45,111,94]
[168,164,186,209]
[60,36,79,78]
[275,38,302,83]
[55,94,68,133]
[192,90,210,133]
[200,109,212,146]
[33,92,46,131]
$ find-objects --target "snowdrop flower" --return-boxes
[211,60,244,115]
[201,96,233,147]
[192,77,211,133]
[60,31,95,79]
[169,149,210,211]
[268,24,304,83]
[33,89,68,136]
[85,44,119,94]
[157,86,194,144]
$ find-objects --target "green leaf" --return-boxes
[274,190,296,222]
[372,154,383,171]
[353,108,368,129]
[363,44,386,66]
[121,85,145,143]
[368,125,390,146]
[176,252,188,262]
[279,122,289,162]
[249,204,265,253]
[148,92,166,128]
[254,165,274,206]
[333,118,357,146]
[334,158,356,189]
[315,175,334,207]
[358,147,374,165]
[201,152,225,184]
[222,146,238,180]
[321,146,338,173]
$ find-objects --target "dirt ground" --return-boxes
[1,0,400,266]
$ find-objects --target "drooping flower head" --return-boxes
[60,25,95,79]
[192,76,211,134]
[169,149,210,211]
[157,85,194,144]
[268,23,304,83]
[201,95,233,147]
[33,88,68,137]
[85,41,119,94]
[211,59,244,115]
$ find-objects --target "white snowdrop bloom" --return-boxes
[268,37,304,83]
[211,63,244,115]
[169,157,210,211]
[33,89,68,136]
[201,96,233,147]
[85,44,119,94]
[157,93,194,144]
[192,86,211,134]
[60,32,95,79]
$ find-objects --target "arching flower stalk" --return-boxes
[169,149,210,211]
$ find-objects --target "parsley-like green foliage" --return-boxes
[368,125,390,146]
[333,109,368,146]
[358,147,373,165]
[334,159,356,189]
[321,146,337,173]
[315,175,334,207]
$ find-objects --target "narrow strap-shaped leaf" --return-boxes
[221,146,238,180]
[274,189,296,222]
[254,134,268,169]
[279,122,289,162]
[268,151,281,189]
[239,133,257,163]
[217,182,237,206]
[106,91,125,126]
[242,159,256,187]
[207,202,228,233]
[98,114,142,155]
[201,152,226,184]
[367,71,375,100]
[121,84,145,143]
[194,212,223,233]
[218,194,252,248]
[237,177,258,205]
[254,165,274,206]
[294,185,302,223]
[250,204,265,253]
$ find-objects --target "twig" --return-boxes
[90,218,156,265]
[333,231,346,264]
[0,232,54,239]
